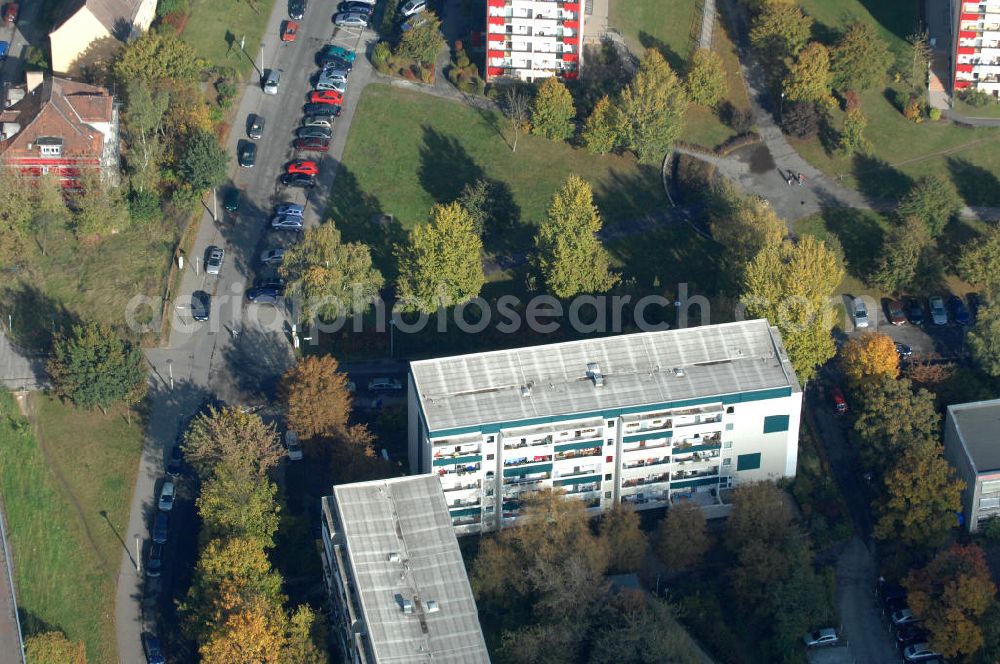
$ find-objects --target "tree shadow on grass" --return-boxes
[851,153,914,202]
[418,125,485,204]
[0,281,81,354]
[327,165,404,281]
[638,31,684,73]
[591,162,666,227]
[947,157,1000,208]
[820,207,887,279]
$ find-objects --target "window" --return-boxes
[725,423,734,431]
[604,473,612,481]
[722,458,732,466]
[606,456,613,463]
[736,453,761,471]
[983,480,1000,494]
[38,137,63,157]
[486,435,495,443]
[607,420,615,427]
[726,406,735,414]
[980,497,1000,510]
[606,439,614,446]
[486,454,495,460]
[604,491,612,499]
[763,415,790,434]
[723,441,733,449]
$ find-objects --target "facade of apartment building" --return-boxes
[485,0,583,83]
[0,72,119,184]
[952,0,1000,95]
[320,476,491,664]
[407,320,803,536]
[943,399,1000,532]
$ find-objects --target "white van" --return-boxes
[262,69,281,95]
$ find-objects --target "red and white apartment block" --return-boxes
[485,0,583,83]
[953,0,1000,96]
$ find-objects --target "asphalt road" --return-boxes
[0,0,42,87]
[114,2,378,661]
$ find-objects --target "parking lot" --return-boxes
[838,293,971,360]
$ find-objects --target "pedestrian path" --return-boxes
[0,332,47,392]
[699,0,716,49]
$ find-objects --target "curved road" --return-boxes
[113,2,377,661]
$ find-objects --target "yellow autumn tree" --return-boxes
[199,593,287,664]
[840,331,899,388]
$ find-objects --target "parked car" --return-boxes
[260,248,286,265]
[289,0,305,19]
[903,643,941,663]
[205,246,224,275]
[166,445,184,476]
[246,287,281,304]
[262,68,281,94]
[896,624,930,649]
[237,139,257,167]
[892,608,921,626]
[309,89,342,104]
[296,125,332,139]
[320,63,351,79]
[877,582,906,607]
[895,342,912,358]
[368,377,402,392]
[339,0,373,13]
[887,299,906,325]
[334,11,369,27]
[832,387,847,414]
[317,52,354,69]
[146,542,164,578]
[152,512,169,544]
[158,480,176,512]
[929,296,948,326]
[276,202,305,216]
[0,41,9,62]
[142,633,166,664]
[303,102,342,117]
[281,20,299,41]
[318,44,356,62]
[400,0,426,16]
[948,295,970,326]
[803,628,838,648]
[852,297,869,328]
[254,277,287,293]
[302,115,333,128]
[287,159,319,176]
[271,214,304,230]
[907,298,925,325]
[286,430,303,461]
[245,113,265,140]
[3,3,18,23]
[294,137,331,152]
[223,187,241,212]
[191,290,211,322]
[281,173,317,188]
[315,76,347,93]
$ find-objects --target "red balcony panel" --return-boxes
[562,19,579,29]
[957,63,974,72]
[960,30,979,38]
[562,52,578,62]
[561,71,579,80]
[488,49,505,58]
[487,0,505,6]
[962,13,981,20]
[488,34,505,44]
[955,80,972,89]
[562,36,579,45]
[488,15,506,25]
[958,46,976,54]
[488,66,505,76]
[562,2,580,10]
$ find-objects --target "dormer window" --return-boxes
[37,137,62,157]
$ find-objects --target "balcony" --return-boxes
[432,446,482,461]
[671,467,720,489]
[504,454,553,467]
[503,462,553,479]
[623,457,670,470]
[621,491,668,507]
[622,473,670,488]
[442,480,480,492]
[437,462,481,477]
[622,439,670,453]
[554,446,601,461]
[503,435,553,450]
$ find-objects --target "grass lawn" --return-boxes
[0,391,144,664]
[608,0,701,70]
[953,98,1000,120]
[684,16,753,149]
[181,0,276,73]
[329,84,664,258]
[798,0,917,52]
[0,221,176,352]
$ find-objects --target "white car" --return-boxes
[271,214,304,230]
[803,628,838,648]
[400,0,425,16]
[206,246,224,275]
[302,116,332,128]
[368,377,402,392]
[275,202,304,216]
[852,297,868,329]
[334,11,369,27]
[285,430,303,461]
[929,295,948,326]
[260,248,285,265]
[902,642,941,663]
[315,77,347,93]
[158,480,175,512]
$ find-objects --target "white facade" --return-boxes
[942,399,1000,532]
[485,0,583,82]
[954,1,1000,95]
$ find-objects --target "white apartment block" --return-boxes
[407,320,803,536]
[485,0,583,83]
[320,476,491,663]
[952,0,1000,96]
[943,399,1000,532]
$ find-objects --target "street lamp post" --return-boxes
[260,42,265,74]
[780,91,785,123]
[134,535,141,574]
[389,318,396,358]
[166,358,174,390]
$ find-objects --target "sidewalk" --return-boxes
[0,332,47,392]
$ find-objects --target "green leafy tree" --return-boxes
[907,30,932,92]
[456,178,520,237]
[958,227,1000,293]
[852,376,939,472]
[394,10,443,64]
[0,169,31,260]
[531,76,576,141]
[656,501,710,573]
[969,304,1000,377]
[905,544,996,659]
[182,406,284,481]
[280,355,353,439]
[181,129,229,193]
[48,322,147,411]
[281,606,327,664]
[198,469,281,545]
[124,79,169,193]
[71,172,129,237]
[783,42,832,105]
[534,176,619,297]
[616,48,688,163]
[396,202,485,312]
[25,631,87,664]
[742,236,844,382]
[750,4,813,69]
[831,22,891,91]
[114,29,205,85]
[870,217,929,293]
[839,107,872,155]
[707,182,787,283]
[896,175,963,237]
[599,506,647,574]
[587,595,702,664]
[582,95,619,154]
[686,48,727,107]
[281,223,383,322]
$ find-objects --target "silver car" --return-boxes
[302,115,332,128]
[275,202,305,216]
[260,248,286,265]
[271,214,304,230]
[929,296,948,326]
[334,11,369,27]
[320,64,350,80]
[206,246,224,275]
[852,297,868,329]
[315,78,347,93]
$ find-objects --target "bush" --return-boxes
[982,516,1000,541]
[456,52,470,68]
[928,107,941,121]
[215,77,238,108]
[959,88,995,107]
[893,89,910,112]
[720,101,753,133]
[128,189,160,223]
[157,0,188,17]
[781,101,818,138]
[25,46,48,71]
[904,96,923,123]
[842,89,860,112]
[419,65,435,84]
[372,41,392,73]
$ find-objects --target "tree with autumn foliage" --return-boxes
[656,501,710,574]
[905,544,996,659]
[840,332,899,389]
[707,181,787,285]
[599,505,647,573]
[25,632,87,664]
[199,593,288,664]
[182,406,284,481]
[852,376,939,473]
[280,355,353,440]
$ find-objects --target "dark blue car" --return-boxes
[948,295,970,326]
[142,633,165,664]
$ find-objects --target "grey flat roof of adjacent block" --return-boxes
[410,320,800,433]
[948,399,1000,474]
[329,475,490,664]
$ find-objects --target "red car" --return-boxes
[294,138,331,152]
[287,160,319,176]
[309,90,342,105]
[832,387,848,414]
[280,20,299,42]
[2,3,17,23]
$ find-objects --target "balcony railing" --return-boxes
[443,480,480,492]
[673,466,720,481]
[504,435,553,450]
[623,457,670,470]
[437,463,481,477]
[622,473,670,488]
[554,446,601,461]
[622,439,670,453]
[555,467,598,479]
[505,473,551,484]
[504,454,553,467]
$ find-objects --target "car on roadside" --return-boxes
[295,137,331,152]
[832,387,847,414]
[400,0,426,16]
[248,113,265,139]
[152,512,169,544]
[317,52,354,70]
[803,628,838,648]
[166,445,184,476]
[146,542,164,578]
[142,633,165,664]
[281,173,317,188]
[289,0,305,19]
[3,3,18,24]
[271,214,304,230]
[276,202,305,216]
[887,299,906,325]
[948,295,970,326]
[368,377,403,392]
[896,624,930,649]
[254,277,287,293]
[309,89,342,104]
[907,298,925,325]
[262,68,281,95]
[333,11,369,27]
[895,342,912,358]
[237,140,257,168]
[852,297,869,329]
[281,20,299,42]
[191,290,211,322]
[302,115,333,128]
[287,159,319,176]
[903,643,941,663]
[205,246,224,275]
[892,608,921,627]
[320,63,351,80]
[303,102,343,117]
[223,187,241,212]
[158,480,175,511]
[339,0,373,14]
[246,286,281,304]
[296,125,333,139]
[929,296,948,326]
[286,430,303,461]
[260,248,286,265]
[315,76,347,93]
[318,44,356,63]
